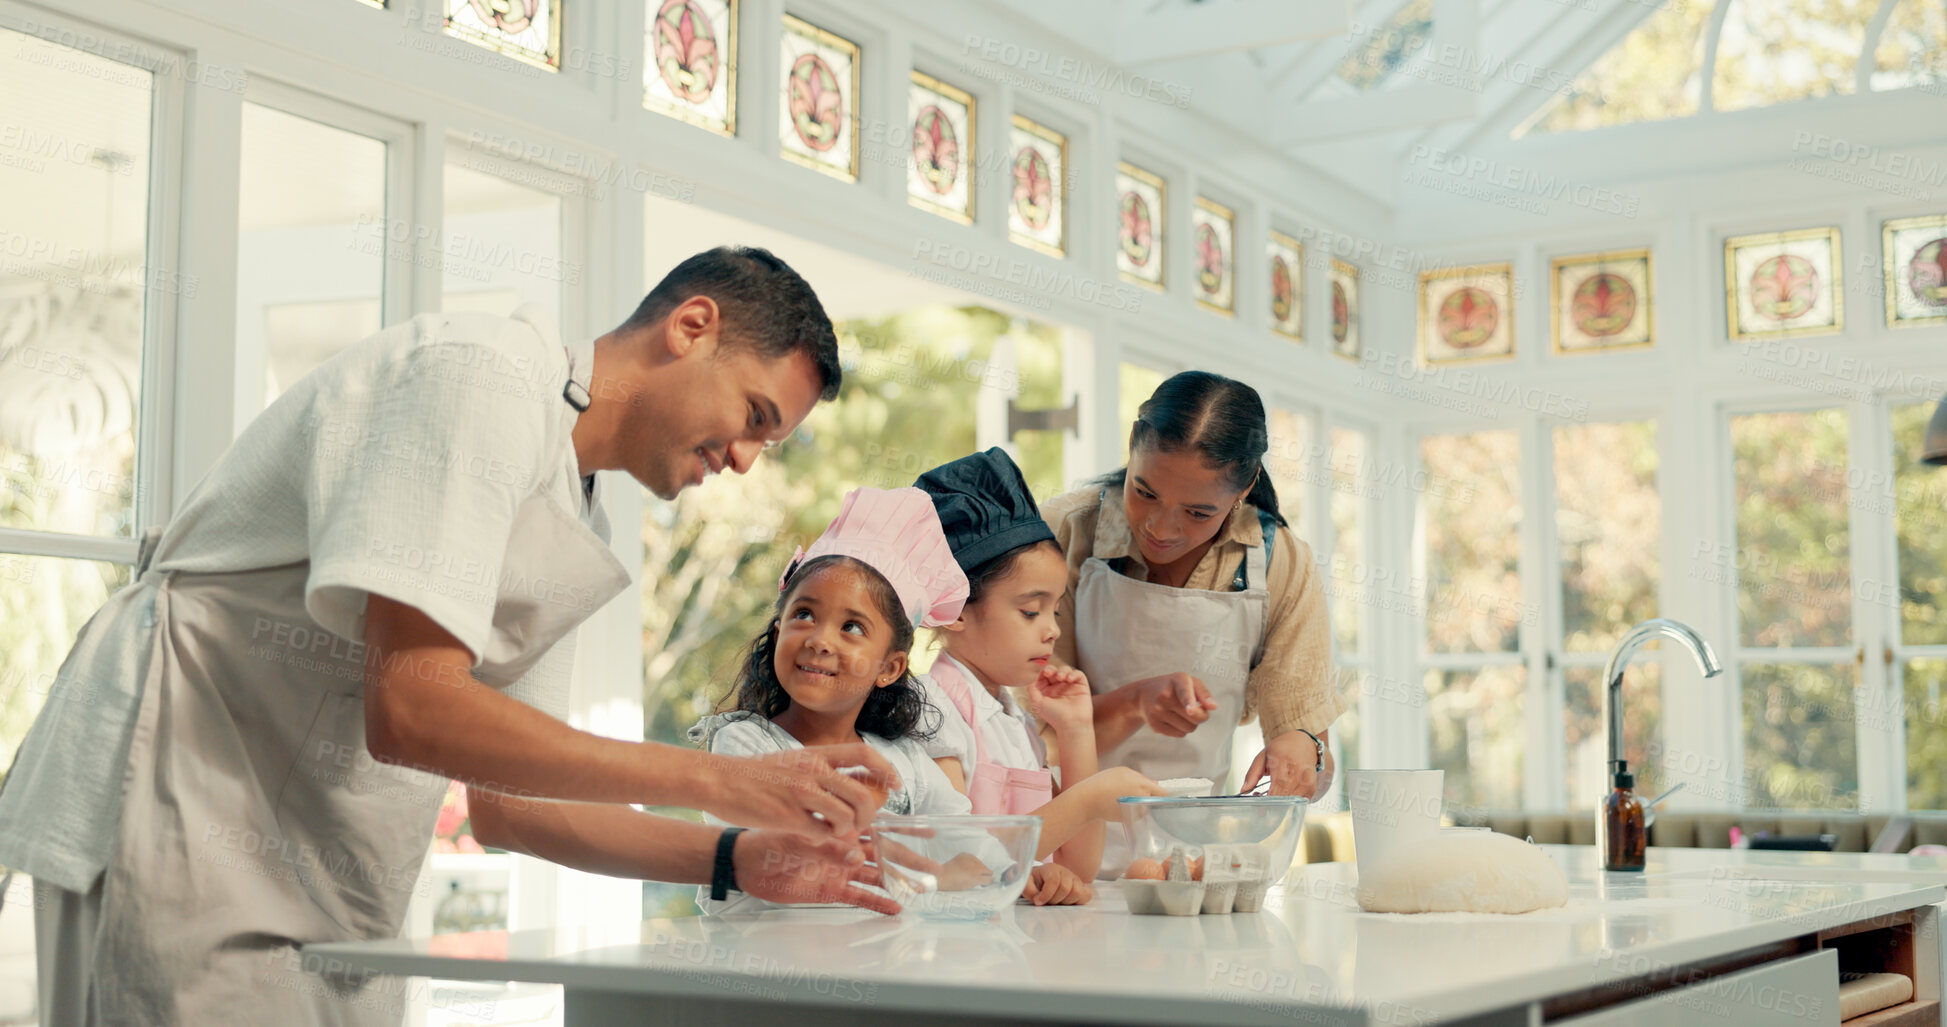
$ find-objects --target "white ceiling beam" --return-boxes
[1275,81,1477,144]
[1111,0,1350,65]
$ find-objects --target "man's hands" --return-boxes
[1241,730,1334,800]
[732,830,900,915]
[1133,673,1219,737]
[1028,665,1095,736]
[700,746,900,840]
[1022,862,1094,906]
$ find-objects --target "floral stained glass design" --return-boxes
[1552,249,1653,354]
[1268,230,1304,341]
[1331,259,1361,361]
[1883,214,1947,327]
[644,0,736,136]
[1420,264,1514,365]
[1725,227,1842,340]
[906,72,973,223]
[1008,115,1065,257]
[1191,197,1235,314]
[778,14,858,181]
[445,0,562,70]
[1116,161,1165,290]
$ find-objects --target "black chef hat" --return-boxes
[913,448,1059,573]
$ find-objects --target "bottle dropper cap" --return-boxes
[1613,759,1633,789]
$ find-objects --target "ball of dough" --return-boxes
[1356,831,1568,914]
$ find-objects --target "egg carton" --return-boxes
[1120,845,1274,915]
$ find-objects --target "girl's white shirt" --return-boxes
[915,652,1050,778]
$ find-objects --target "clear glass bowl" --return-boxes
[1117,796,1309,887]
[870,814,1041,921]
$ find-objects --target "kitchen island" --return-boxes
[306,846,1947,1026]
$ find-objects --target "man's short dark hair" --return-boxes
[625,245,841,400]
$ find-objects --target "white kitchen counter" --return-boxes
[305,846,1947,1026]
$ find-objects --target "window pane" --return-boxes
[240,103,385,408]
[1009,322,1066,501]
[1730,409,1851,648]
[1530,0,1714,134]
[1333,0,1433,92]
[0,555,131,778]
[1712,0,1876,112]
[1565,663,1662,811]
[0,28,152,539]
[1117,362,1166,462]
[1422,430,1521,654]
[1426,665,1524,811]
[1264,407,1312,544]
[1329,427,1368,654]
[1905,658,1947,809]
[1872,0,1947,90]
[442,162,565,320]
[1892,401,1947,646]
[1741,662,1858,809]
[444,0,560,69]
[1555,420,1659,653]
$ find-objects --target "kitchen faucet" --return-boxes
[1602,617,1724,777]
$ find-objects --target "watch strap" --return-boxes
[711,827,745,901]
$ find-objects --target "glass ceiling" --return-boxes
[1523,0,1947,135]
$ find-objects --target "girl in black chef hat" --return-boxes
[914,449,1164,905]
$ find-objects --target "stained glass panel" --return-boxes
[1115,161,1165,291]
[1191,197,1234,315]
[644,0,736,136]
[1267,230,1303,340]
[778,14,859,181]
[1008,116,1065,257]
[906,72,973,224]
[1330,259,1361,361]
[445,0,562,70]
[1725,227,1842,340]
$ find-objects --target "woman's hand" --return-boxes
[700,746,901,840]
[1028,665,1095,736]
[732,829,900,915]
[1021,862,1094,906]
[1242,730,1334,800]
[1131,673,1219,737]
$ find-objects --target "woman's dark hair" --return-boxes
[727,555,935,740]
[1100,370,1287,526]
[963,539,1063,607]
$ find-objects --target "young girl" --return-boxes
[689,486,979,913]
[914,449,1164,906]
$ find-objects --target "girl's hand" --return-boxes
[1021,862,1094,906]
[1241,730,1334,800]
[732,829,900,915]
[703,746,901,840]
[1029,665,1095,734]
[1080,766,1166,822]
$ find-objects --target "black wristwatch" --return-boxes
[710,827,745,901]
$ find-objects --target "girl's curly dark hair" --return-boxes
[727,555,937,741]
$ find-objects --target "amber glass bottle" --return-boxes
[1602,765,1646,871]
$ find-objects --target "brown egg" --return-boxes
[1189,856,1205,881]
[1123,858,1167,881]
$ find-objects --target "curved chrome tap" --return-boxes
[1601,618,1723,774]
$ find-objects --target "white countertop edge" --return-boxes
[305,879,1947,1026]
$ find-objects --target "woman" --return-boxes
[1044,371,1344,820]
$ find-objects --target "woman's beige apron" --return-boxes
[1072,492,1268,878]
[34,342,627,1026]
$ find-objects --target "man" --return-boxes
[0,246,895,1025]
